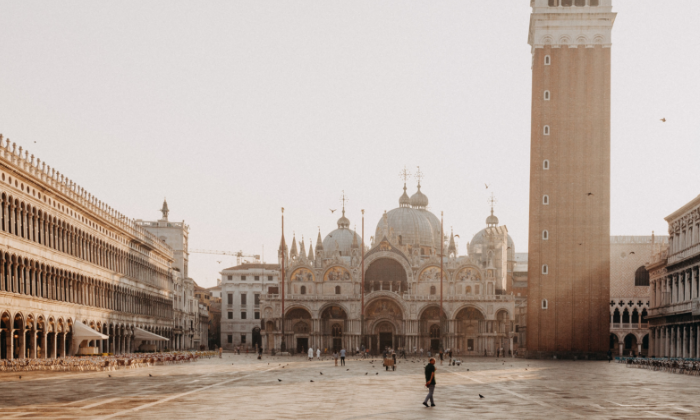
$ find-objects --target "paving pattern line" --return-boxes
[81,397,122,410]
[447,368,588,418]
[643,411,684,420]
[94,367,277,420]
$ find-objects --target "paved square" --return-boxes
[0,354,697,419]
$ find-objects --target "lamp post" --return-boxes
[280,207,286,353]
[360,209,365,351]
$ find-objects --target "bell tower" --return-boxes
[526,0,615,357]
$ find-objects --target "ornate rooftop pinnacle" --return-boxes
[160,197,169,221]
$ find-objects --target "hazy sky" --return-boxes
[0,1,698,288]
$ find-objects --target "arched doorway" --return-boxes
[286,307,311,354]
[321,305,347,352]
[429,324,440,352]
[455,307,485,355]
[265,321,275,352]
[420,306,444,353]
[365,299,403,353]
[0,312,10,360]
[624,334,638,356]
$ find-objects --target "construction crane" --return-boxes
[190,249,260,266]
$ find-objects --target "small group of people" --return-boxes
[304,347,346,366]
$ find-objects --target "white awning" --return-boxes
[133,327,169,341]
[72,321,109,340]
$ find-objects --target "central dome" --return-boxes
[375,183,441,249]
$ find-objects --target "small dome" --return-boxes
[336,210,350,229]
[486,209,499,227]
[323,227,361,257]
[399,184,411,207]
[410,183,429,209]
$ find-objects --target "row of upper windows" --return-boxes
[227,311,260,320]
[549,0,600,6]
[226,275,273,281]
[300,285,342,295]
[226,293,261,305]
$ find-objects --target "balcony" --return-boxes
[649,301,692,317]
[668,243,700,265]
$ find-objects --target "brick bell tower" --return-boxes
[526,0,616,357]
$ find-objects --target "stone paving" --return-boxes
[0,354,698,419]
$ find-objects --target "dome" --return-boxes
[323,227,361,257]
[486,209,499,226]
[399,184,411,207]
[468,227,515,260]
[376,207,435,248]
[410,183,429,209]
[416,208,442,248]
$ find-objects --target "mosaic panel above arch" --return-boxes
[324,266,350,282]
[366,299,403,320]
[419,266,444,282]
[290,267,314,282]
[456,266,481,282]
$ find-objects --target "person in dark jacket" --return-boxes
[423,358,437,407]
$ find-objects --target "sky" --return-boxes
[0,1,698,288]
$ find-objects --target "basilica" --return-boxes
[261,182,518,355]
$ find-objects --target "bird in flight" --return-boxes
[660,118,666,122]
[455,234,460,238]
[330,209,337,213]
[485,184,490,189]
[217,261,222,264]
[629,251,635,255]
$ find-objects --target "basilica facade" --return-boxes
[261,183,517,355]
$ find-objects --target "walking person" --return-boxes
[333,350,339,366]
[316,348,321,361]
[219,346,223,359]
[340,347,346,366]
[439,349,444,365]
[423,357,437,407]
[607,349,612,363]
[308,346,314,361]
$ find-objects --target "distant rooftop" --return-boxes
[222,263,279,271]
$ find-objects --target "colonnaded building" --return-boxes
[261,182,522,355]
[0,136,200,360]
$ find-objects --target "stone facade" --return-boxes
[262,183,518,356]
[609,235,667,356]
[647,195,700,358]
[0,135,175,359]
[220,263,279,350]
[526,0,616,358]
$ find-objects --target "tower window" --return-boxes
[542,264,548,274]
[635,266,650,286]
[542,299,548,309]
[542,230,549,240]
[543,125,550,135]
[544,55,551,65]
[544,90,550,101]
[543,195,549,205]
[543,160,550,170]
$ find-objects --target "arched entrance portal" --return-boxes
[286,308,311,354]
[321,305,347,352]
[252,327,262,351]
[455,307,485,355]
[365,299,403,354]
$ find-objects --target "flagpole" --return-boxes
[361,209,365,351]
[280,207,286,353]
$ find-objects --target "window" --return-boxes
[227,293,233,305]
[241,276,246,281]
[227,275,232,281]
[241,312,247,319]
[241,294,247,305]
[543,125,550,135]
[544,90,550,101]
[335,285,341,295]
[268,276,273,281]
[254,312,260,320]
[542,230,549,240]
[544,55,551,65]
[227,335,233,344]
[430,286,436,295]
[268,286,279,294]
[255,276,260,281]
[635,266,650,286]
[228,312,233,319]
[300,285,306,295]
[254,294,260,305]
[240,335,246,344]
[562,0,572,6]
[542,299,548,309]
[543,195,549,205]
[548,0,558,6]
[542,264,549,274]
[543,160,550,170]
[590,0,599,5]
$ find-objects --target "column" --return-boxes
[30,330,37,359]
[649,328,654,357]
[41,332,47,359]
[691,326,696,360]
[52,333,57,359]
[618,341,623,357]
[6,329,13,360]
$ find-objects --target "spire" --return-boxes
[316,228,324,250]
[300,236,307,259]
[399,166,411,207]
[448,228,456,254]
[160,197,169,221]
[486,193,499,227]
[279,208,287,252]
[308,243,314,262]
[337,190,350,228]
[290,233,298,258]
